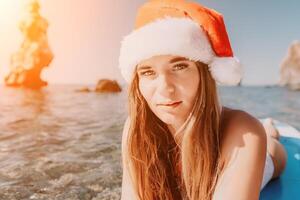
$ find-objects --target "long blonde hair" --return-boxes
[124,61,224,200]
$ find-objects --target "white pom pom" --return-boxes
[209,57,243,85]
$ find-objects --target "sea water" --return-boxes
[0,85,299,199]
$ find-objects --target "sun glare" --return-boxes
[0,0,23,25]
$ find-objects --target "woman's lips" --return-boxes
[158,101,182,107]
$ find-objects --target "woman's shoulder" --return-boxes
[219,107,267,165]
[220,107,265,137]
[213,110,268,198]
[121,117,131,148]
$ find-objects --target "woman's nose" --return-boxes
[156,74,175,94]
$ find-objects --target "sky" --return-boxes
[0,0,299,86]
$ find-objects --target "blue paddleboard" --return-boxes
[260,119,300,200]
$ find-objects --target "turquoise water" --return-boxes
[0,85,299,199]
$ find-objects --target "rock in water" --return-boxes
[95,79,122,93]
[4,0,53,89]
[279,41,300,90]
[75,87,91,93]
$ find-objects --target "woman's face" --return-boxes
[137,55,200,130]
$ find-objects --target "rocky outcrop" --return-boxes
[75,87,91,93]
[75,79,122,93]
[95,79,122,93]
[279,41,300,90]
[4,0,53,89]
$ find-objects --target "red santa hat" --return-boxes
[118,0,242,85]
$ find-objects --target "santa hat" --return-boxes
[118,0,242,85]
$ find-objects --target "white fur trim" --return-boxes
[118,17,243,85]
[209,57,243,85]
[119,17,214,82]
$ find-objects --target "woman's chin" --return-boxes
[157,113,178,125]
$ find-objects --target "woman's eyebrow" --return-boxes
[169,56,188,63]
[137,57,188,71]
[137,65,152,71]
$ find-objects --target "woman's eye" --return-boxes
[140,70,155,76]
[173,64,188,71]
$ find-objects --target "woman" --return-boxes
[118,1,287,199]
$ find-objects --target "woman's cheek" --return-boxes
[139,79,155,103]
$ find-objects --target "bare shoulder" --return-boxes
[121,116,138,200]
[220,108,267,161]
[214,108,267,199]
[122,116,131,147]
[221,108,266,136]
[121,116,131,163]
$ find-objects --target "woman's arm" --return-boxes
[121,117,138,200]
[213,110,267,200]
